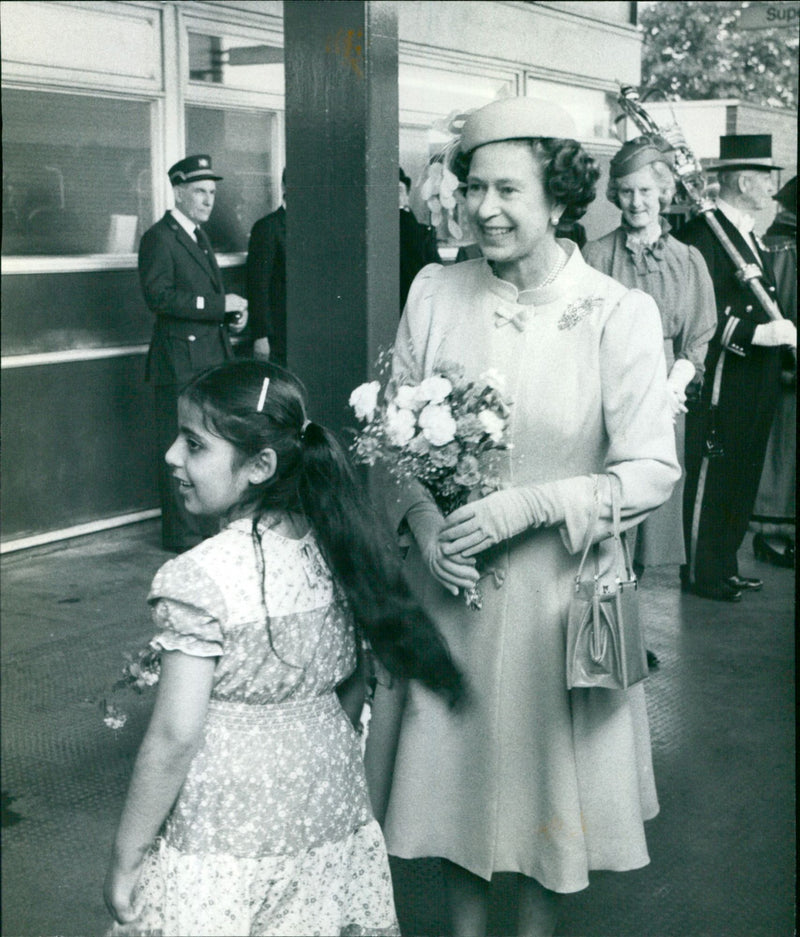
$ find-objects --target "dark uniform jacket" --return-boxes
[679,208,780,373]
[399,208,440,312]
[246,206,286,364]
[677,207,783,584]
[139,212,233,386]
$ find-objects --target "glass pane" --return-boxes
[186,105,279,253]
[400,63,513,126]
[188,32,284,95]
[1,90,152,256]
[525,80,615,142]
[399,64,515,251]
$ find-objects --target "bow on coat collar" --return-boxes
[494,306,528,331]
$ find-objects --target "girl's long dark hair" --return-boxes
[182,359,463,706]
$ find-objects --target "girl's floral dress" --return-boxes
[109,517,399,937]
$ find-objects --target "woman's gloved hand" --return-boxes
[439,488,546,557]
[405,500,480,596]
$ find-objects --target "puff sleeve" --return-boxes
[148,554,225,658]
[532,288,681,552]
[673,245,716,377]
[382,263,444,532]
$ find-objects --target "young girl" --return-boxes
[103,359,463,937]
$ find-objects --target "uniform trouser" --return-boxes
[154,384,217,551]
[682,354,781,585]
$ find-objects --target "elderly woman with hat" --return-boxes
[369,98,680,936]
[583,137,717,581]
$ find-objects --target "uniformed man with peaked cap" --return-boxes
[139,154,249,551]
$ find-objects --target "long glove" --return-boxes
[405,499,480,595]
[439,486,565,558]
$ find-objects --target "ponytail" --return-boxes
[297,422,464,706]
[181,359,464,706]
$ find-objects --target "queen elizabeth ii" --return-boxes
[367,96,680,937]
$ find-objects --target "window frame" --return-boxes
[1,0,285,275]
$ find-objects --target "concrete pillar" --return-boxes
[283,0,399,432]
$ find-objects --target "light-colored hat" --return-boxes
[609,135,674,178]
[459,97,578,154]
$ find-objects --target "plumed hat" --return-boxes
[459,97,578,155]
[609,135,674,178]
[168,154,223,185]
[707,135,781,171]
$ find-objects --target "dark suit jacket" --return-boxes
[400,208,440,311]
[246,206,286,362]
[139,212,232,386]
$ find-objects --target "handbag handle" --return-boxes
[573,475,637,592]
[573,475,601,591]
[609,476,636,585]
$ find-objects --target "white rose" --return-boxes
[349,381,380,422]
[479,369,507,393]
[385,403,417,447]
[416,376,452,406]
[393,384,419,410]
[478,409,505,444]
[419,403,457,446]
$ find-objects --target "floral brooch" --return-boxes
[557,296,604,331]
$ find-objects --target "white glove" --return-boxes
[753,320,797,348]
[439,488,547,558]
[666,358,695,418]
[405,500,479,595]
[253,337,271,359]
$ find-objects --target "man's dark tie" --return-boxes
[195,226,212,256]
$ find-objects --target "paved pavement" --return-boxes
[1,520,795,936]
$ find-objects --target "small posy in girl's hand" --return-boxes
[103,358,463,937]
[102,644,162,731]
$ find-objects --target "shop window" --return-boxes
[186,106,278,253]
[1,90,152,257]
[188,32,284,95]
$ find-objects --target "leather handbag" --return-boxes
[566,476,648,691]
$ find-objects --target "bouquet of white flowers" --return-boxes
[349,362,512,607]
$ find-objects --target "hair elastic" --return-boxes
[256,377,270,412]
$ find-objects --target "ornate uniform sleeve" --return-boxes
[532,288,681,553]
[679,218,758,358]
[148,554,225,658]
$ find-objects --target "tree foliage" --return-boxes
[640,1,798,108]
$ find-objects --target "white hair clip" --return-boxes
[256,377,270,412]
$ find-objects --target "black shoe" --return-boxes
[726,574,763,591]
[690,580,743,602]
[753,533,795,569]
[646,649,660,670]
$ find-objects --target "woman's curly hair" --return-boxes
[453,138,600,221]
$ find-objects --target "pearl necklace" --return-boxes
[518,247,568,295]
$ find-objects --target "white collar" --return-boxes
[170,208,198,240]
[717,199,755,236]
